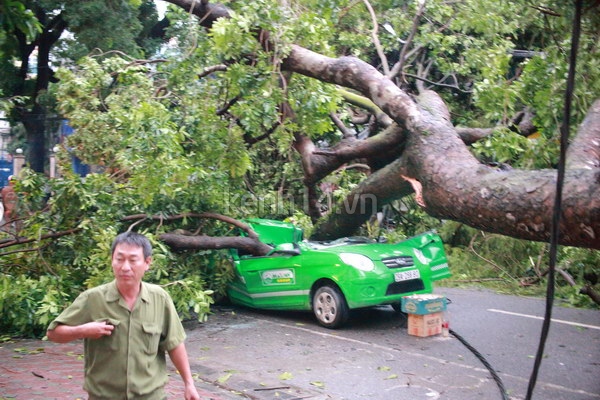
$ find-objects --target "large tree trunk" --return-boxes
[283,47,600,248]
[22,106,46,173]
[314,94,600,250]
[14,13,66,173]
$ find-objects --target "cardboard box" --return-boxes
[407,312,443,337]
[401,294,447,315]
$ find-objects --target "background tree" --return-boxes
[0,0,166,172]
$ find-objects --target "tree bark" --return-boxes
[15,13,67,172]
[566,99,600,170]
[313,91,600,249]
[279,44,600,248]
[159,233,272,255]
[123,212,273,255]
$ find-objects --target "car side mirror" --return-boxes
[267,243,301,256]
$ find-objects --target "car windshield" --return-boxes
[306,236,375,249]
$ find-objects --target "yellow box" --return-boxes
[407,312,443,337]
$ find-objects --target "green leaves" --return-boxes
[210,15,259,60]
[470,127,558,169]
[217,372,233,384]
[0,0,42,42]
[162,279,215,322]
[278,371,293,380]
[0,274,67,337]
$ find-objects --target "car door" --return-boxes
[233,250,307,309]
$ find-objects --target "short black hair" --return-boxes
[111,232,153,259]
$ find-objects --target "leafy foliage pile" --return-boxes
[438,223,600,308]
[0,170,228,337]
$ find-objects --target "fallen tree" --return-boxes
[161,0,599,249]
[5,0,600,339]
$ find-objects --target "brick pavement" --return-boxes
[0,339,244,400]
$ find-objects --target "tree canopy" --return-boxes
[58,0,600,248]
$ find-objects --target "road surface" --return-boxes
[186,286,600,400]
[1,286,597,400]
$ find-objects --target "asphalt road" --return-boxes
[185,286,600,400]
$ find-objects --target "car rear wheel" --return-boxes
[312,285,349,329]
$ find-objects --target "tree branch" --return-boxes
[566,99,600,169]
[362,0,389,75]
[159,233,272,255]
[0,228,82,249]
[388,0,426,80]
[198,64,228,78]
[122,212,260,240]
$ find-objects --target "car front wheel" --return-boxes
[312,285,349,329]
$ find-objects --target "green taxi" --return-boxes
[227,218,451,328]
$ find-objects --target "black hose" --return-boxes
[450,328,510,400]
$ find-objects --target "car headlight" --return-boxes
[340,253,375,272]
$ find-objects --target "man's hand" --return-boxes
[184,382,200,400]
[47,321,115,343]
[167,343,200,400]
[82,321,115,339]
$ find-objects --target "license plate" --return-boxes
[394,269,420,282]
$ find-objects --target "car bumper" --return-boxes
[341,275,433,309]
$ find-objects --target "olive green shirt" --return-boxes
[48,281,186,400]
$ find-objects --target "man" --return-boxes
[47,232,200,400]
[1,175,18,230]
